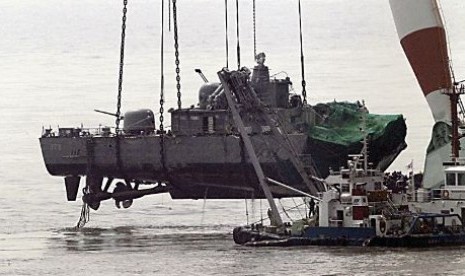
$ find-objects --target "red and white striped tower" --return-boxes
[389,0,454,189]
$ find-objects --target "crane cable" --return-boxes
[115,0,128,132]
[236,0,241,70]
[298,0,307,105]
[225,0,229,68]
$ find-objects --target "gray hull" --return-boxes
[40,133,311,199]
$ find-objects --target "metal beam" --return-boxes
[218,70,283,226]
[266,177,321,202]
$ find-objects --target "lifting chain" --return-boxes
[172,0,182,109]
[116,0,129,132]
[159,0,165,133]
[159,0,166,173]
[298,0,307,105]
[253,0,256,58]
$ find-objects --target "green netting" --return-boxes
[308,101,403,146]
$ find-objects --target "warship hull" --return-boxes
[40,133,315,199]
[39,69,407,202]
[40,120,405,200]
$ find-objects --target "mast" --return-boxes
[445,84,465,159]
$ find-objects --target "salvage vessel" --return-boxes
[233,146,465,248]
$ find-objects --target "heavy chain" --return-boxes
[301,80,307,106]
[160,0,165,133]
[298,0,307,105]
[172,0,182,109]
[116,0,128,131]
[253,0,256,58]
[160,0,166,172]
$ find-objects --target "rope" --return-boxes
[225,0,229,68]
[236,0,241,70]
[76,137,96,228]
[298,0,307,105]
[76,186,90,228]
[279,199,293,221]
[245,198,249,225]
[172,0,182,109]
[115,0,128,132]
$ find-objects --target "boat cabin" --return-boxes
[440,165,465,200]
[169,66,303,137]
[170,109,231,136]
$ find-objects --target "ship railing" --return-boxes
[42,126,118,138]
[329,219,343,227]
[381,197,403,218]
[413,188,432,202]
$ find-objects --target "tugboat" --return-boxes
[233,141,465,247]
[231,88,465,247]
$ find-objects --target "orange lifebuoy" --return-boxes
[443,190,450,199]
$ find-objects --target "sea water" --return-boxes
[1,0,465,275]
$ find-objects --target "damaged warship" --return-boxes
[39,0,406,211]
[39,58,406,209]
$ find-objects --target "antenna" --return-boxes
[195,69,209,83]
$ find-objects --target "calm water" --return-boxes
[1,0,465,275]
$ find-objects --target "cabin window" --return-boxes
[446,173,456,186]
[202,116,215,133]
[458,173,465,186]
[341,184,350,193]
